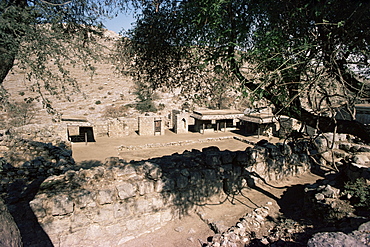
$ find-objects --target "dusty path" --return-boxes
[122,172,321,247]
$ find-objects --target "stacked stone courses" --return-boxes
[0,130,319,246]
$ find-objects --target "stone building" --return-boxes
[62,116,95,142]
[335,104,370,124]
[238,108,277,137]
[138,115,165,136]
[171,110,189,134]
[354,104,370,124]
[190,109,244,133]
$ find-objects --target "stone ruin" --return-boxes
[0,129,369,246]
[0,131,313,246]
[138,115,166,136]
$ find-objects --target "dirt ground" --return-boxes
[71,131,321,247]
[121,172,320,247]
[71,130,279,163]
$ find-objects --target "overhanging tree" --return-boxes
[0,0,130,111]
[121,0,370,142]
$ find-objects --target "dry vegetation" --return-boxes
[1,29,250,129]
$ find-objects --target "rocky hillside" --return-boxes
[1,29,190,127]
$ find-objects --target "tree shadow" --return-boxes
[1,137,326,246]
[1,140,105,246]
[275,178,369,246]
[146,147,265,217]
[5,177,54,247]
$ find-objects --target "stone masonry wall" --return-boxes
[0,134,316,246]
[138,116,165,136]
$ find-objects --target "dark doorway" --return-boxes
[69,126,95,142]
[154,120,161,134]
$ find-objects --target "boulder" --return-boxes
[0,198,22,247]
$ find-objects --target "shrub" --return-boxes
[158,103,165,111]
[7,101,37,127]
[135,100,157,113]
[103,105,129,118]
[343,178,370,209]
[95,100,101,105]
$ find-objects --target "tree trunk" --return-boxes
[0,47,16,86]
[233,65,370,143]
[281,106,370,143]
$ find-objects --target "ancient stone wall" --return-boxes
[173,110,189,134]
[138,116,165,136]
[0,124,68,144]
[0,134,315,246]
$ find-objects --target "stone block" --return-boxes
[58,231,84,247]
[154,179,165,192]
[220,151,233,164]
[307,232,366,247]
[137,180,155,195]
[112,165,137,179]
[151,196,165,210]
[116,182,137,200]
[144,213,162,228]
[205,154,222,166]
[201,169,217,181]
[75,192,96,209]
[358,146,370,152]
[42,216,71,236]
[160,208,174,223]
[353,154,370,165]
[106,223,126,237]
[84,224,105,240]
[93,204,114,223]
[51,195,74,216]
[126,218,144,231]
[70,212,91,229]
[113,202,131,218]
[97,189,114,205]
[145,166,162,181]
[189,170,202,184]
[104,157,120,166]
[30,196,47,218]
[134,198,152,213]
[160,178,175,191]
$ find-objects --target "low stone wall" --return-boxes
[118,136,235,151]
[0,134,315,246]
[0,124,68,144]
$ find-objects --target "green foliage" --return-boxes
[158,103,165,111]
[6,101,37,127]
[0,0,133,113]
[343,178,370,209]
[95,100,101,105]
[121,0,370,141]
[135,100,157,113]
[132,80,158,113]
[103,105,129,118]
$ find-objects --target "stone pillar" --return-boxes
[173,111,188,134]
